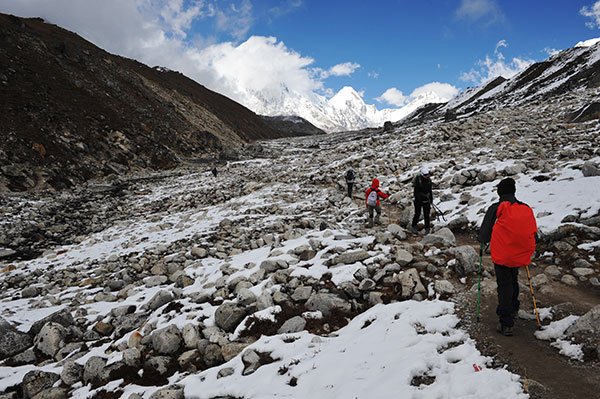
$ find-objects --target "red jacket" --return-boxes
[490,201,537,267]
[365,178,389,206]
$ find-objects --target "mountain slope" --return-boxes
[403,39,600,124]
[0,13,293,192]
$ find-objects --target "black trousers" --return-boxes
[494,263,520,327]
[347,183,353,197]
[411,200,431,228]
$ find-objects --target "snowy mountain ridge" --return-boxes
[244,84,447,132]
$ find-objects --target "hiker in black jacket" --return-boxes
[345,168,355,197]
[409,167,433,235]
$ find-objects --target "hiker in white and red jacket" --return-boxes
[478,178,537,336]
[365,178,389,227]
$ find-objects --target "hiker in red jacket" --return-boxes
[365,178,389,227]
[478,178,537,336]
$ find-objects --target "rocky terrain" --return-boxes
[0,13,300,193]
[1,81,599,398]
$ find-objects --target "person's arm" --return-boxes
[478,203,499,244]
[378,190,389,200]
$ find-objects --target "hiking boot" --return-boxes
[408,225,418,234]
[374,215,381,225]
[497,324,513,336]
[367,218,374,227]
[424,227,430,235]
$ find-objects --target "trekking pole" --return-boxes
[476,243,483,322]
[432,203,446,222]
[525,264,542,329]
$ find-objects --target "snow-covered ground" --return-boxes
[1,98,599,398]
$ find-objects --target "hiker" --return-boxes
[365,178,389,227]
[344,168,356,197]
[211,167,218,177]
[478,178,537,336]
[409,167,433,235]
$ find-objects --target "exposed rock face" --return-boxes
[0,13,295,192]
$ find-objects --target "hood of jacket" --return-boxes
[371,178,379,189]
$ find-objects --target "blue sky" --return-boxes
[2,0,600,108]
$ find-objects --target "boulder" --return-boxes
[83,356,108,385]
[0,317,33,359]
[305,293,352,316]
[421,227,456,247]
[152,325,182,355]
[565,305,600,336]
[60,361,84,385]
[146,290,174,311]
[34,322,66,358]
[450,245,479,275]
[394,249,413,266]
[396,268,426,299]
[333,250,370,265]
[277,316,306,334]
[214,303,246,332]
[21,370,60,399]
[28,309,73,336]
[291,286,313,302]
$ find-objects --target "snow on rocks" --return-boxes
[0,92,599,396]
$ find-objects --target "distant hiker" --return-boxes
[345,168,356,197]
[409,167,433,235]
[478,178,537,337]
[211,167,218,177]
[365,178,389,227]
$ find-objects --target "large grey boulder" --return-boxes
[236,288,257,306]
[28,309,73,336]
[333,250,370,265]
[0,317,33,359]
[149,385,184,399]
[145,290,174,311]
[34,322,66,358]
[394,249,413,266]
[277,316,307,334]
[582,162,600,177]
[291,286,313,302]
[565,305,600,336]
[30,387,68,399]
[21,370,60,399]
[182,324,201,349]
[152,325,182,355]
[450,245,480,275]
[214,303,246,332]
[421,227,456,247]
[113,312,149,338]
[396,268,426,299]
[83,356,108,385]
[61,361,84,385]
[305,293,351,316]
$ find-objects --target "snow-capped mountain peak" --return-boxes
[329,86,364,109]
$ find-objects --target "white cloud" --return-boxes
[214,0,253,40]
[376,82,459,107]
[460,40,533,85]
[455,0,504,25]
[268,0,304,19]
[368,71,379,79]
[328,62,361,77]
[581,1,600,29]
[543,47,560,57]
[410,82,459,101]
[375,88,407,107]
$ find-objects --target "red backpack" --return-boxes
[491,201,537,267]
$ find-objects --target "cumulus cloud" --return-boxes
[376,82,458,107]
[580,1,600,29]
[410,82,459,100]
[375,88,407,107]
[460,40,533,85]
[455,0,505,25]
[328,62,361,77]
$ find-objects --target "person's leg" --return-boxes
[374,205,381,224]
[511,267,520,315]
[368,205,374,226]
[495,263,515,328]
[348,183,353,197]
[423,202,431,232]
[411,200,422,228]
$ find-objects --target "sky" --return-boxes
[1,0,600,110]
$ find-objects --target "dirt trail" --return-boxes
[351,195,600,399]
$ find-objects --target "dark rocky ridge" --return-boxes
[0,13,295,192]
